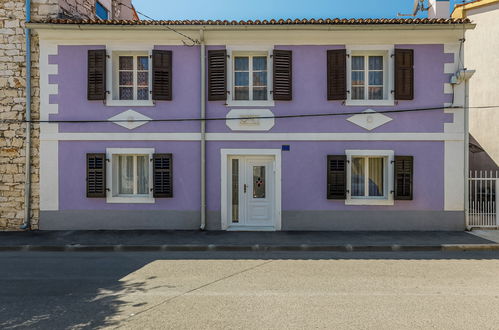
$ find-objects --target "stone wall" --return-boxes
[0,0,59,230]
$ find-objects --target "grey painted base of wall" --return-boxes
[40,211,222,231]
[282,211,465,231]
[40,210,464,231]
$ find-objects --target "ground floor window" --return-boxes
[346,150,394,205]
[107,148,155,203]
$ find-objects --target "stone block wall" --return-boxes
[0,0,59,230]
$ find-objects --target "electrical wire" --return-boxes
[1,104,498,124]
[113,1,199,46]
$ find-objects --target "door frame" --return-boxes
[221,149,282,231]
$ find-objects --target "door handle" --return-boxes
[244,184,247,193]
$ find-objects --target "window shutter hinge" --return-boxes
[390,53,395,58]
[106,54,110,58]
[391,160,395,164]
[106,188,110,192]
[390,90,395,94]
[106,158,110,162]
[346,54,350,58]
[106,90,110,94]
[390,190,394,194]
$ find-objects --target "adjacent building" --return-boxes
[30,12,473,230]
[452,0,499,171]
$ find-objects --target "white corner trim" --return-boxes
[443,42,465,135]
[40,140,59,211]
[345,149,395,205]
[220,149,282,231]
[39,40,59,135]
[226,109,275,131]
[40,132,465,142]
[40,41,60,211]
[105,148,155,204]
[444,141,465,211]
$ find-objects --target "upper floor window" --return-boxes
[110,51,153,105]
[96,1,109,20]
[233,55,268,101]
[346,46,395,106]
[226,46,275,107]
[351,55,384,101]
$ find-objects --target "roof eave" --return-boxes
[27,22,476,31]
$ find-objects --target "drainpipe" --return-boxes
[200,29,206,230]
[20,0,32,230]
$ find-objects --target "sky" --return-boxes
[133,0,468,21]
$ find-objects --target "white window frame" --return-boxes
[345,45,395,107]
[345,149,394,205]
[226,45,275,107]
[106,46,154,107]
[106,148,155,204]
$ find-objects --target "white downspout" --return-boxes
[200,29,206,230]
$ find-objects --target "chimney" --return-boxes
[428,0,450,19]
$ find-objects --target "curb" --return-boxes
[0,244,498,252]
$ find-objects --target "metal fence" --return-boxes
[469,171,498,228]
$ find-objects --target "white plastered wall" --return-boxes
[465,4,499,165]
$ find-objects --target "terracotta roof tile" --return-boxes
[31,17,471,26]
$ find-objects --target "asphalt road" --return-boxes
[1,251,499,330]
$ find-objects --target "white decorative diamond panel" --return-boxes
[108,109,151,130]
[347,109,392,131]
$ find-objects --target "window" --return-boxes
[345,150,394,205]
[351,55,384,100]
[110,51,153,106]
[351,156,386,198]
[107,148,154,203]
[227,47,274,107]
[233,55,268,101]
[346,46,394,106]
[96,2,109,20]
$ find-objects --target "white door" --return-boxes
[229,156,275,229]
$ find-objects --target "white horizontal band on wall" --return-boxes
[41,132,464,141]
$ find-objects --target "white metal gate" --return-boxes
[468,171,498,228]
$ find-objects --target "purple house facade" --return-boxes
[33,18,472,231]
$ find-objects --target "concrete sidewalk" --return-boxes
[0,230,498,252]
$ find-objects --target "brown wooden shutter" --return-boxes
[87,49,107,101]
[327,49,347,100]
[394,156,413,200]
[394,49,414,100]
[327,155,347,200]
[153,153,173,198]
[152,50,172,101]
[207,50,227,101]
[86,153,106,198]
[273,50,292,101]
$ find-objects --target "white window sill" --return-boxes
[226,100,275,107]
[345,100,395,107]
[106,196,155,204]
[106,100,155,107]
[345,198,394,206]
